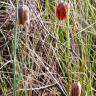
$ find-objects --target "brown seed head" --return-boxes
[18,5,30,26]
[70,82,81,96]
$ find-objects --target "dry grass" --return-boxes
[0,0,96,96]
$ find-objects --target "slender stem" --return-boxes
[65,3,71,92]
[13,0,19,96]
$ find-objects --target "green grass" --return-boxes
[13,0,19,96]
[0,0,96,96]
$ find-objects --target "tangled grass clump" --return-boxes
[0,0,96,96]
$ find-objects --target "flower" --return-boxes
[70,82,81,96]
[18,5,30,26]
[56,2,68,20]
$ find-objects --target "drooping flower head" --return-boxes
[70,82,81,96]
[18,4,30,26]
[56,1,68,20]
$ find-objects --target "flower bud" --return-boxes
[18,5,30,26]
[56,2,68,20]
[70,82,81,96]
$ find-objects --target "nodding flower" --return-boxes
[70,82,81,96]
[18,4,30,27]
[56,1,68,20]
[76,0,80,4]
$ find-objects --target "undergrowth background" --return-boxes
[0,0,96,96]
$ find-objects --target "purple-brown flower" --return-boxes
[70,82,81,96]
[18,5,30,26]
[56,2,68,20]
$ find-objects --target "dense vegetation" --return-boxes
[0,0,96,96]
